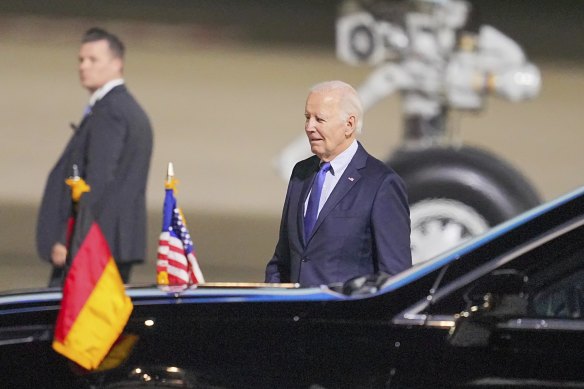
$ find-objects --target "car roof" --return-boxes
[378,184,584,294]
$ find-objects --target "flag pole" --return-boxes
[61,164,90,282]
[166,162,174,184]
[156,162,175,286]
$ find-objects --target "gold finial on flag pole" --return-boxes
[165,162,177,190]
[66,164,90,202]
[166,162,174,182]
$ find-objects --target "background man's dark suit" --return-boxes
[36,85,153,284]
[265,142,411,286]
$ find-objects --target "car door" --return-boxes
[450,219,584,387]
[392,215,584,387]
[482,261,584,386]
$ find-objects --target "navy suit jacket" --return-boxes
[36,85,153,265]
[265,142,412,286]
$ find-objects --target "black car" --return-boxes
[1,185,584,388]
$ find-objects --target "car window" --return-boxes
[530,268,584,319]
[423,222,584,317]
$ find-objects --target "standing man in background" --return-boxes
[265,80,411,287]
[37,27,153,286]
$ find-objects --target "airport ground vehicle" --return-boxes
[1,185,584,388]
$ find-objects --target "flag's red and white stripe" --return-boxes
[157,231,204,285]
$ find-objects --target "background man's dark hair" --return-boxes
[82,27,125,59]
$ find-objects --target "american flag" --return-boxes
[156,176,204,285]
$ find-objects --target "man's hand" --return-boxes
[51,243,68,267]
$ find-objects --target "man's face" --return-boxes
[78,40,122,93]
[304,90,355,162]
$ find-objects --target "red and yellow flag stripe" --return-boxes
[53,222,133,370]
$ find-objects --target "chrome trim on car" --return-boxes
[393,313,455,328]
[468,377,584,387]
[392,313,427,326]
[424,315,456,328]
[499,318,584,331]
[0,325,52,346]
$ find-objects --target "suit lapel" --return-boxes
[306,144,368,243]
[76,100,96,129]
[76,112,91,130]
[76,84,125,128]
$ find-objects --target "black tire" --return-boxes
[387,146,541,263]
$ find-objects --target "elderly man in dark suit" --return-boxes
[265,80,411,287]
[37,28,153,286]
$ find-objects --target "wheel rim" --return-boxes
[410,199,490,265]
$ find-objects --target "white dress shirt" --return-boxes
[88,78,125,107]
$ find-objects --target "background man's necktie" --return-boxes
[82,104,92,118]
[304,162,331,241]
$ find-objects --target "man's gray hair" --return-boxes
[310,80,364,133]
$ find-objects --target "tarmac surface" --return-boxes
[1,16,583,291]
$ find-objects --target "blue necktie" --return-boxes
[304,162,331,241]
[82,104,92,118]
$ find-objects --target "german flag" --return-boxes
[52,205,133,370]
